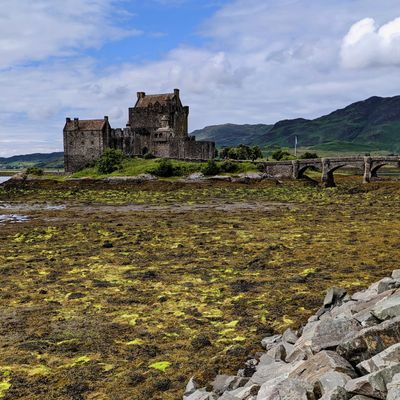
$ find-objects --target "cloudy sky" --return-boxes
[1,0,400,156]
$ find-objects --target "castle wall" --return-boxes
[64,129,106,173]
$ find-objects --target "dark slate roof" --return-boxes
[136,93,175,108]
[65,119,106,131]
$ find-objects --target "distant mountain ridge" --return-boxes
[194,96,400,152]
[0,152,64,169]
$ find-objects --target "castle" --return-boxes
[63,89,215,172]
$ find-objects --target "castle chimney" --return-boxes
[104,116,108,121]
[73,117,79,128]
[137,92,146,99]
[66,117,71,123]
[174,88,180,98]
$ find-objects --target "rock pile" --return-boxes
[184,271,400,400]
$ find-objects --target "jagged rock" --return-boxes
[387,372,400,400]
[283,328,298,345]
[348,396,375,400]
[377,277,397,294]
[185,378,199,396]
[266,344,285,361]
[319,386,350,400]
[248,360,304,386]
[260,334,282,350]
[256,378,315,400]
[357,343,400,374]
[213,376,236,395]
[324,287,347,308]
[352,309,380,328]
[344,364,400,399]
[184,389,217,400]
[314,371,353,397]
[10,172,28,181]
[337,316,400,364]
[309,316,361,353]
[371,295,400,320]
[186,172,205,181]
[289,351,356,385]
[219,385,260,400]
[392,270,400,281]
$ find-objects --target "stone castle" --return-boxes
[63,89,215,172]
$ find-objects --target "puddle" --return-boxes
[0,203,66,211]
[0,214,30,223]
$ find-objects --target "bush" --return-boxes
[151,159,182,177]
[220,160,239,173]
[300,152,319,159]
[202,160,221,176]
[97,148,124,174]
[26,167,44,176]
[271,149,291,161]
[143,152,156,160]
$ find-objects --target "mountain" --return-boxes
[193,96,400,153]
[0,152,64,169]
[192,123,273,147]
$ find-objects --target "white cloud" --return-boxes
[0,0,140,69]
[341,17,400,68]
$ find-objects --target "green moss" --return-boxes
[149,361,171,372]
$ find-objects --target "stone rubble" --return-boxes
[184,271,400,400]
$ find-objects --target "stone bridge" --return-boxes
[261,156,400,187]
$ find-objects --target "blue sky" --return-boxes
[1,0,400,156]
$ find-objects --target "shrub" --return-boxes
[271,149,291,161]
[202,160,221,176]
[220,160,239,173]
[151,159,181,177]
[300,152,319,159]
[251,146,263,161]
[143,152,156,160]
[97,148,124,174]
[26,167,44,176]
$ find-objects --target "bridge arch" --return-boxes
[321,159,365,187]
[297,164,322,179]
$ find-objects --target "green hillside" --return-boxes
[0,152,64,169]
[193,96,400,153]
[192,123,273,146]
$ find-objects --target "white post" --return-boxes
[294,135,298,157]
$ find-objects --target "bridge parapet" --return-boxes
[259,155,400,187]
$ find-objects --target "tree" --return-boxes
[251,146,263,161]
[271,149,291,161]
[97,148,124,174]
[300,152,319,159]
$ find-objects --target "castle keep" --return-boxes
[63,89,215,172]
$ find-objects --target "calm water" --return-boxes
[0,176,10,184]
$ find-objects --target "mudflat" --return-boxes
[0,177,399,399]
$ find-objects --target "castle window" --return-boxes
[91,141,94,145]
[81,141,85,145]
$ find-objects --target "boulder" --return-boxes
[357,343,400,374]
[371,295,400,321]
[248,360,303,386]
[261,335,282,350]
[344,364,400,399]
[184,389,217,400]
[392,270,400,281]
[387,372,400,400]
[289,351,357,385]
[212,376,236,395]
[348,396,374,400]
[256,378,315,400]
[314,371,353,396]
[308,316,361,353]
[185,377,198,396]
[282,328,298,345]
[186,172,205,181]
[324,287,347,308]
[337,316,400,364]
[220,385,260,400]
[266,343,287,362]
[377,277,397,294]
[318,386,350,400]
[208,175,232,182]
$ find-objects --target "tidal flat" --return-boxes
[0,177,399,399]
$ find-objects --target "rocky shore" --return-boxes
[184,271,400,400]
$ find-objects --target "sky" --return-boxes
[1,0,400,156]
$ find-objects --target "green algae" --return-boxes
[1,177,400,399]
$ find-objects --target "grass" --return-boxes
[1,177,400,398]
[72,157,259,179]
